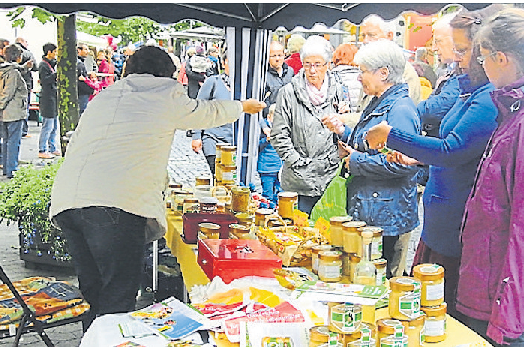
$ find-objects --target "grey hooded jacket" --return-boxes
[0,62,28,122]
[271,70,343,197]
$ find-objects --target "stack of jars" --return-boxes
[215,143,237,186]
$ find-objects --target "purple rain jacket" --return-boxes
[457,76,524,344]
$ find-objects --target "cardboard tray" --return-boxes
[182,213,238,244]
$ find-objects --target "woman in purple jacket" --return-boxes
[456,9,524,346]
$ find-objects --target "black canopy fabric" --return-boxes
[1,3,490,29]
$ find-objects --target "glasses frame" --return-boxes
[477,51,497,66]
[303,62,327,70]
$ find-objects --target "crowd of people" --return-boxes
[2,4,524,345]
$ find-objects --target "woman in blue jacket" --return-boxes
[323,40,420,279]
[365,6,502,317]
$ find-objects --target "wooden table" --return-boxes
[164,210,493,347]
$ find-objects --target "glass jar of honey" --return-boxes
[312,245,334,275]
[413,263,445,307]
[421,302,447,343]
[278,192,298,220]
[329,216,352,247]
[229,223,251,239]
[318,250,342,282]
[389,277,422,320]
[309,325,333,347]
[372,258,387,286]
[183,197,199,214]
[401,314,425,347]
[255,208,274,227]
[376,319,405,347]
[198,222,220,240]
[328,303,362,334]
[221,145,237,166]
[215,142,230,165]
[348,253,361,283]
[342,221,366,255]
[359,226,383,260]
[231,186,250,213]
[221,165,237,185]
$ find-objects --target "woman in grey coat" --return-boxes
[271,35,346,214]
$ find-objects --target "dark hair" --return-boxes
[43,42,57,56]
[0,39,9,50]
[123,46,176,78]
[5,44,22,62]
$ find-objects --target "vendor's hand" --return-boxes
[241,99,267,114]
[191,139,203,153]
[386,151,421,166]
[366,121,392,149]
[322,113,345,135]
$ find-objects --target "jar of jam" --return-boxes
[329,216,352,247]
[376,319,405,347]
[198,222,220,240]
[342,221,366,255]
[389,277,422,320]
[318,250,342,282]
[413,263,445,307]
[421,302,447,343]
[312,245,334,275]
[329,303,362,334]
[401,314,425,347]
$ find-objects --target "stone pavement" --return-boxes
[0,120,422,346]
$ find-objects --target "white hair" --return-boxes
[433,12,460,31]
[353,40,406,84]
[300,35,333,63]
[361,14,394,35]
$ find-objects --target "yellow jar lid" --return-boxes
[349,253,361,262]
[342,221,367,230]
[278,191,298,199]
[390,276,421,291]
[309,325,330,342]
[377,319,404,334]
[312,245,333,254]
[319,250,342,260]
[222,145,237,151]
[183,197,199,203]
[229,224,250,233]
[360,226,383,236]
[413,263,445,281]
[421,302,447,317]
[216,143,230,149]
[372,258,387,269]
[198,222,221,233]
[401,314,426,327]
[330,216,352,226]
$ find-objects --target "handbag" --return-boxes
[309,159,352,222]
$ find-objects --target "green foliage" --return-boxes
[6,6,58,28]
[0,160,70,261]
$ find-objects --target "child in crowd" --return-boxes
[84,71,102,101]
[257,104,282,208]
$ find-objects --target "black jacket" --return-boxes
[38,57,57,118]
[77,56,94,96]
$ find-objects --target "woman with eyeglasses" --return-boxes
[364,4,504,317]
[322,39,420,279]
[456,9,524,346]
[270,35,345,214]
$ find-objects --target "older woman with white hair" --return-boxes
[323,40,420,278]
[271,35,346,214]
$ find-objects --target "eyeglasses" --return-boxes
[303,62,327,70]
[269,54,285,58]
[477,52,497,66]
[453,47,468,57]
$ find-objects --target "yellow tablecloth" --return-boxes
[164,210,492,347]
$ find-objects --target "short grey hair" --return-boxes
[300,35,333,63]
[361,14,394,35]
[353,40,406,84]
[433,11,461,31]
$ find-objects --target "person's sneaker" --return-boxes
[38,152,55,159]
[22,134,32,138]
[51,151,62,156]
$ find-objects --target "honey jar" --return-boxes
[379,336,408,347]
[215,163,223,182]
[195,176,212,186]
[361,226,383,260]
[231,186,250,213]
[278,192,298,220]
[182,197,199,214]
[229,223,251,239]
[255,208,274,227]
[236,213,255,228]
[329,216,352,247]
[221,145,237,166]
[413,263,445,307]
[318,250,342,282]
[389,277,422,320]
[173,190,193,214]
[421,302,447,343]
[400,314,425,347]
[342,221,366,255]
[199,197,218,214]
[348,253,361,283]
[376,319,405,347]
[198,222,220,240]
[309,325,334,347]
[312,245,334,274]
[329,303,362,334]
[372,259,387,286]
[215,142,230,165]
[221,165,237,184]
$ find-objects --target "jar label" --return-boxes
[375,268,387,286]
[371,238,383,259]
[319,264,342,279]
[399,292,421,320]
[424,319,446,336]
[330,305,362,333]
[379,337,408,347]
[425,282,444,301]
[223,170,237,181]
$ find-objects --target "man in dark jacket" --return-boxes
[263,41,293,117]
[185,46,207,98]
[77,43,94,116]
[38,42,59,159]
[15,37,37,137]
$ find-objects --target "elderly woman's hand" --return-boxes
[322,113,346,135]
[386,151,421,166]
[366,121,392,149]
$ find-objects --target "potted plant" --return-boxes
[0,159,72,267]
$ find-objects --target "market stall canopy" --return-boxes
[76,31,110,48]
[0,3,491,29]
[156,26,224,41]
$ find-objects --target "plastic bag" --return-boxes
[309,160,352,222]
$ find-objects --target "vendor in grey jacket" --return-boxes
[271,35,345,214]
[323,40,420,278]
